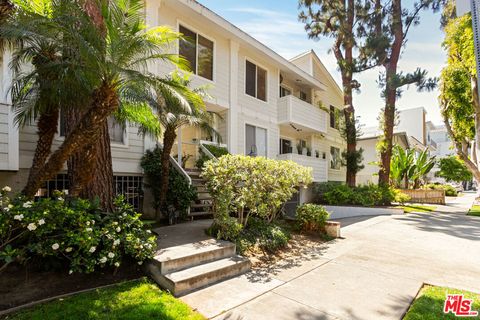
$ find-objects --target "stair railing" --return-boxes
[199,142,217,161]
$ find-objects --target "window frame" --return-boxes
[330,105,340,130]
[279,85,292,98]
[330,146,341,170]
[244,58,268,103]
[245,123,268,157]
[279,137,293,155]
[177,21,216,83]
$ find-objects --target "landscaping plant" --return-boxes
[141,146,197,219]
[0,187,156,274]
[295,204,330,232]
[423,183,458,196]
[316,182,399,206]
[202,155,313,227]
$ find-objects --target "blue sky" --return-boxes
[198,0,446,127]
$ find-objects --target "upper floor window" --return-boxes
[245,60,267,101]
[179,25,214,81]
[299,91,307,101]
[330,146,341,170]
[279,86,291,98]
[330,105,340,129]
[279,138,292,154]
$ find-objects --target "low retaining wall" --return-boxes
[324,205,403,220]
[400,189,445,205]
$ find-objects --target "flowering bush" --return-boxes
[202,155,313,226]
[0,188,156,274]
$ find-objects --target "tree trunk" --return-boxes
[378,0,403,186]
[24,108,59,195]
[158,127,177,220]
[22,82,118,198]
[81,120,114,211]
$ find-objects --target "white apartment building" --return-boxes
[0,0,346,216]
[357,107,437,185]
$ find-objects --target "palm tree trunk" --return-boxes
[22,82,118,198]
[24,108,59,195]
[81,120,114,211]
[158,127,176,220]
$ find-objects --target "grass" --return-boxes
[401,204,437,213]
[468,205,480,217]
[2,279,205,320]
[404,285,480,320]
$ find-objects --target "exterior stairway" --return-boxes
[186,168,214,217]
[146,239,251,296]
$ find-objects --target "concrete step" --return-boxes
[150,239,235,274]
[189,211,212,217]
[153,256,251,296]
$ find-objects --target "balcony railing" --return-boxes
[277,95,328,134]
[277,153,327,182]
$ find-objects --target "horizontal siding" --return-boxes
[0,104,9,168]
[277,95,327,133]
[277,153,327,182]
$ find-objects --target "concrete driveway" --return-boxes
[181,192,480,320]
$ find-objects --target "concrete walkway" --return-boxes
[181,192,480,320]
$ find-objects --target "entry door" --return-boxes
[245,124,267,157]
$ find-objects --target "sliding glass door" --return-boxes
[245,124,267,157]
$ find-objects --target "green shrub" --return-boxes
[141,147,197,216]
[206,216,243,242]
[393,189,411,204]
[195,144,229,169]
[313,182,343,203]
[295,204,330,232]
[316,183,396,206]
[236,218,291,254]
[202,155,313,225]
[423,183,458,196]
[0,189,156,274]
[323,184,354,205]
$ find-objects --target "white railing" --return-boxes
[277,153,328,182]
[277,95,328,133]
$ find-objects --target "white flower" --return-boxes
[65,247,73,253]
[8,204,13,208]
[2,186,11,192]
[51,243,59,250]
[115,227,121,233]
[86,228,92,232]
[69,270,73,275]
[146,230,152,234]
[86,221,90,226]
[89,246,96,253]
[27,223,37,231]
[114,262,120,267]
[14,214,24,221]
[113,239,120,246]
[137,261,143,265]
[107,252,115,259]
[38,219,45,225]
[23,201,32,208]
[99,257,107,264]
[113,221,118,225]
[4,207,10,212]
[91,220,95,225]
[57,197,64,201]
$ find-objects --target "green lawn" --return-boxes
[468,205,480,217]
[401,205,437,213]
[2,279,205,320]
[404,285,480,320]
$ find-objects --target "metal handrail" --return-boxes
[199,142,217,161]
[169,155,192,185]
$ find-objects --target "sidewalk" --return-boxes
[181,192,480,319]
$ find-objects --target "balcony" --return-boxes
[277,153,327,182]
[277,95,328,134]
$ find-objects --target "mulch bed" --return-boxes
[0,262,144,311]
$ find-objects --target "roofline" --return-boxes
[175,0,326,90]
[290,50,344,98]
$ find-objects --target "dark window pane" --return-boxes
[330,105,336,128]
[280,86,291,98]
[179,25,197,73]
[198,35,213,80]
[257,66,266,101]
[245,124,256,155]
[299,91,307,101]
[245,60,256,97]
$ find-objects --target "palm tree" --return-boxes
[390,145,435,189]
[153,72,219,220]
[411,149,436,189]
[3,0,186,206]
